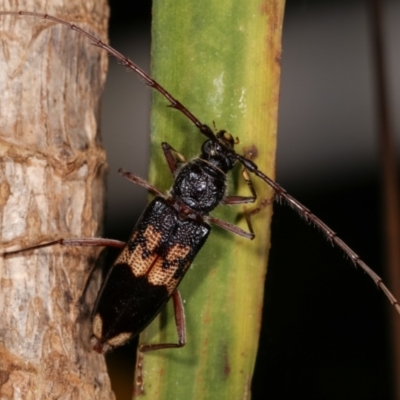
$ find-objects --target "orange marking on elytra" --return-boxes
[115,226,163,276]
[143,225,162,252]
[147,244,191,294]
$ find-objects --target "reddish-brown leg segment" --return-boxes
[2,237,125,257]
[161,142,187,175]
[208,216,254,240]
[135,290,186,394]
[118,168,164,197]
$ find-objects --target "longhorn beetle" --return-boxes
[1,9,400,364]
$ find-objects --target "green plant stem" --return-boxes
[133,1,285,398]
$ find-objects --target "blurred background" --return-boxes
[101,0,400,399]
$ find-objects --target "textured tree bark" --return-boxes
[0,1,114,398]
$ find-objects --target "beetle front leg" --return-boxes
[243,197,275,235]
[161,142,187,176]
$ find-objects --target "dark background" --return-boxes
[101,1,400,399]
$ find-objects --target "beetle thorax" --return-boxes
[170,159,227,215]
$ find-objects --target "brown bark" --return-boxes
[0,1,114,398]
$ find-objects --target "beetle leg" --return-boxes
[118,168,164,197]
[161,142,187,175]
[135,290,186,394]
[2,237,125,257]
